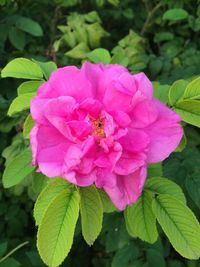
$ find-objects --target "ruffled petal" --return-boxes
[104,166,147,210]
[145,100,183,163]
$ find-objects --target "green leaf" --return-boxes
[147,163,163,178]
[98,189,116,213]
[124,191,158,244]
[34,178,70,226]
[8,27,26,50]
[80,186,103,245]
[111,53,129,67]
[23,114,35,139]
[1,58,43,79]
[0,258,20,267]
[184,77,200,100]
[153,82,170,104]
[163,9,188,22]
[185,173,200,209]
[175,100,200,127]
[175,134,187,152]
[152,194,200,259]
[32,172,49,195]
[37,188,80,267]
[17,81,44,95]
[8,93,35,116]
[86,48,111,64]
[15,16,43,36]
[145,177,186,203]
[2,149,35,188]
[168,80,188,106]
[34,60,57,80]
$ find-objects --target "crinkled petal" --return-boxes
[133,72,153,99]
[145,100,183,162]
[104,167,147,210]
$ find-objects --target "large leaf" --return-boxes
[15,16,43,36]
[17,81,43,95]
[152,195,200,259]
[8,27,26,50]
[145,177,186,203]
[37,188,80,267]
[2,149,35,188]
[124,191,158,244]
[8,93,35,116]
[175,100,200,127]
[168,80,188,106]
[1,58,43,79]
[80,186,103,245]
[98,189,116,213]
[86,48,111,64]
[184,76,200,100]
[34,178,70,226]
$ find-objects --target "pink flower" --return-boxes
[30,62,183,210]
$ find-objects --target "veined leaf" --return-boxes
[2,149,35,188]
[1,58,43,79]
[184,76,200,100]
[168,80,188,106]
[145,177,186,203]
[8,93,35,116]
[98,189,116,213]
[80,186,103,245]
[17,80,44,95]
[147,163,163,178]
[175,99,200,127]
[124,191,158,244]
[152,195,200,259]
[37,188,80,267]
[34,178,70,226]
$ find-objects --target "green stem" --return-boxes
[0,241,29,263]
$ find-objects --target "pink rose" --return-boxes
[30,62,183,210]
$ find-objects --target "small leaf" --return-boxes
[86,48,111,64]
[153,82,170,104]
[145,177,186,203]
[15,16,43,36]
[23,114,35,139]
[184,77,200,100]
[175,100,200,127]
[2,149,35,188]
[152,194,200,259]
[34,178,70,226]
[163,9,188,22]
[168,80,188,106]
[37,188,80,267]
[124,191,158,244]
[17,81,44,95]
[1,58,43,79]
[8,27,26,50]
[80,186,103,245]
[8,93,35,116]
[34,60,57,80]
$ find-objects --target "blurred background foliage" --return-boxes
[1,0,200,266]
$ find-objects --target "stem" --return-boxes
[0,241,29,263]
[140,2,163,36]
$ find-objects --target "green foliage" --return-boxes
[124,191,158,244]
[1,0,200,266]
[152,195,200,259]
[37,188,80,267]
[80,186,103,245]
[2,149,35,188]
[1,58,43,80]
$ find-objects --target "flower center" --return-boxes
[89,116,105,138]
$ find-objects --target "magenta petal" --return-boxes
[104,167,147,210]
[133,72,153,99]
[146,100,183,163]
